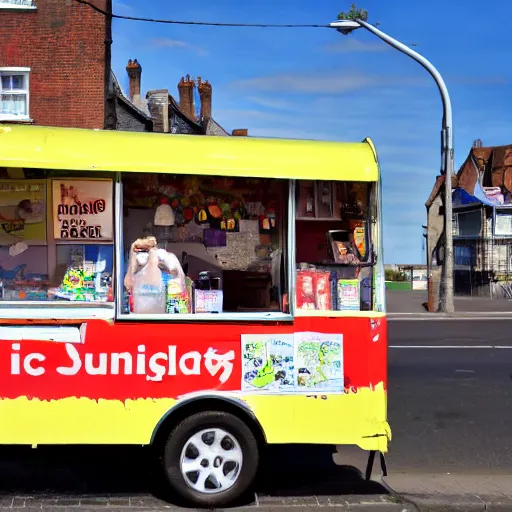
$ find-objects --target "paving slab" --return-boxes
[0,492,410,510]
[384,473,512,512]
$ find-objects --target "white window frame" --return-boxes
[0,0,36,9]
[0,67,31,121]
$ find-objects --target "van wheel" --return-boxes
[162,411,259,508]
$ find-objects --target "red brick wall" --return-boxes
[0,0,107,128]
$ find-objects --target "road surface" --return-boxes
[388,319,512,472]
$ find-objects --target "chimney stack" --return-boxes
[232,129,248,137]
[146,90,169,133]
[197,77,212,120]
[126,59,142,107]
[178,75,195,120]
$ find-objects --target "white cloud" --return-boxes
[149,38,207,56]
[214,108,287,122]
[247,96,296,111]
[323,38,390,54]
[231,70,510,95]
[230,71,426,94]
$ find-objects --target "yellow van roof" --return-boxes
[0,124,379,182]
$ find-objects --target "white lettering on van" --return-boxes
[147,352,167,382]
[179,351,201,376]
[10,343,46,376]
[23,352,46,376]
[204,348,235,384]
[10,343,236,384]
[57,343,82,375]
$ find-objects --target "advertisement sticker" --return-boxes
[294,332,343,392]
[241,334,295,392]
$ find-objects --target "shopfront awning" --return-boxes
[0,124,379,182]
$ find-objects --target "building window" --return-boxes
[495,212,512,236]
[455,210,482,237]
[0,0,36,9]
[0,68,30,121]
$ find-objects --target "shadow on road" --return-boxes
[0,444,388,507]
[258,445,387,497]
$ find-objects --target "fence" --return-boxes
[454,236,512,298]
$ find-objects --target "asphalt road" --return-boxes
[388,319,512,472]
[0,319,510,506]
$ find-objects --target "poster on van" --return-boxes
[295,332,343,392]
[241,334,295,392]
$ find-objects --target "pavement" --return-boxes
[385,474,512,511]
[386,289,512,319]
[0,319,511,511]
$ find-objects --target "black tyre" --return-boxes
[162,411,259,508]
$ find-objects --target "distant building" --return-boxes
[384,264,427,290]
[426,141,512,298]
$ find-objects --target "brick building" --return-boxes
[0,0,110,128]
[0,0,243,135]
[0,0,151,131]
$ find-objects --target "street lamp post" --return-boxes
[330,19,455,313]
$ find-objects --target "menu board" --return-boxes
[53,179,113,240]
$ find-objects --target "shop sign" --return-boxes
[0,338,240,401]
[52,179,113,240]
[8,343,234,383]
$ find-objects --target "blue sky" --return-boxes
[111,0,512,264]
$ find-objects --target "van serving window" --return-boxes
[0,172,114,308]
[119,173,289,318]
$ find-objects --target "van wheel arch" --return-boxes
[151,396,267,452]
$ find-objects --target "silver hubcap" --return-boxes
[180,428,243,494]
